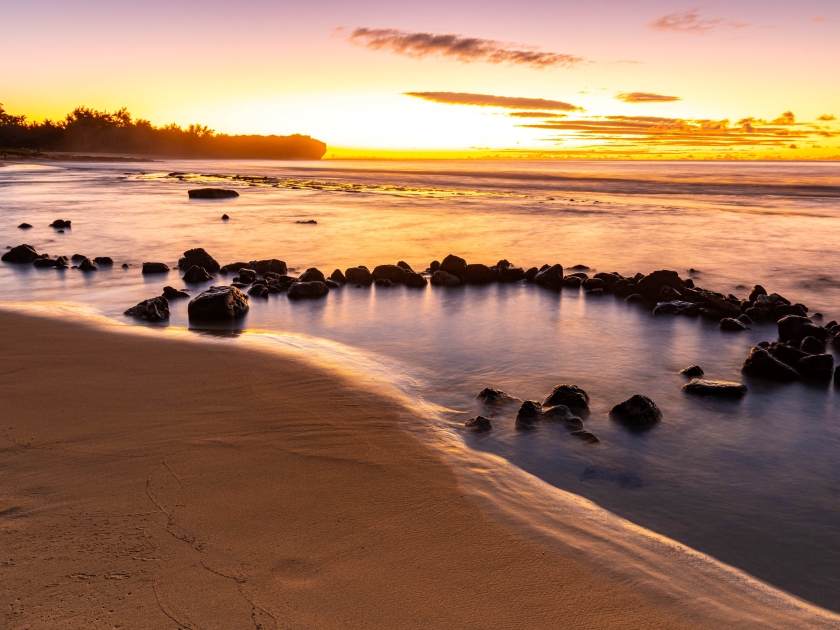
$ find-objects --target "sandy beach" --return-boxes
[1,309,838,629]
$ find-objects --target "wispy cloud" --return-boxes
[812,16,830,23]
[344,28,583,69]
[507,111,568,118]
[818,114,836,121]
[650,10,749,34]
[404,92,582,111]
[617,92,681,103]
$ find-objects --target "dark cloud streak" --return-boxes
[617,92,681,103]
[405,92,582,111]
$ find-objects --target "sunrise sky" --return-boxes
[4,0,839,159]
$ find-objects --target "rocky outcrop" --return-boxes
[345,266,373,286]
[183,265,213,283]
[682,379,747,398]
[124,296,170,322]
[476,388,519,405]
[741,346,800,381]
[464,416,492,432]
[2,244,41,263]
[778,316,828,345]
[188,188,239,199]
[431,270,462,286]
[634,270,686,303]
[609,395,662,430]
[288,281,329,299]
[188,286,249,320]
[142,262,170,274]
[542,384,590,412]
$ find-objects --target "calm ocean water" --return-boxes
[2,159,839,609]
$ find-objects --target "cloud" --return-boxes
[818,114,836,121]
[617,92,681,103]
[812,16,830,23]
[344,28,583,68]
[771,111,795,125]
[507,111,568,118]
[650,10,749,34]
[404,92,582,111]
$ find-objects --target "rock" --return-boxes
[774,304,808,319]
[431,270,462,286]
[121,263,129,269]
[569,264,590,271]
[345,266,373,285]
[653,301,696,315]
[612,279,632,297]
[188,188,239,199]
[738,314,753,326]
[680,365,704,377]
[124,296,170,322]
[162,286,190,299]
[585,288,604,296]
[248,284,269,298]
[682,379,747,398]
[404,272,428,288]
[375,278,394,287]
[778,315,829,344]
[798,354,835,381]
[237,268,257,283]
[142,262,170,274]
[71,254,87,262]
[78,258,98,272]
[439,254,467,280]
[93,256,113,266]
[583,278,605,290]
[609,395,662,430]
[542,405,583,428]
[497,259,512,270]
[499,266,525,282]
[768,343,807,368]
[801,336,825,354]
[749,285,767,302]
[701,292,741,317]
[625,294,652,307]
[295,219,317,224]
[658,285,683,302]
[476,388,519,405]
[178,248,220,272]
[429,260,441,273]
[594,272,621,290]
[741,346,800,381]
[221,214,229,220]
[464,416,492,432]
[33,258,59,268]
[720,317,748,331]
[299,268,326,283]
[571,430,600,444]
[220,262,251,273]
[464,263,496,284]
[2,244,40,263]
[372,264,406,284]
[330,269,347,284]
[18,223,32,229]
[188,286,249,320]
[183,265,213,283]
[249,259,287,275]
[542,384,590,412]
[524,267,539,281]
[288,281,329,299]
[324,278,340,289]
[397,261,414,272]
[50,219,71,228]
[635,270,686,303]
[562,276,582,288]
[515,401,542,429]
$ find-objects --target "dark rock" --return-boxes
[613,279,632,297]
[124,296,169,322]
[680,365,704,377]
[701,292,741,317]
[682,379,747,398]
[593,272,621,290]
[569,272,589,279]
[2,244,40,263]
[768,293,791,306]
[221,214,229,220]
[404,272,428,288]
[801,336,825,355]
[738,314,753,326]
[585,288,604,296]
[142,262,170,274]
[684,279,695,288]
[769,343,807,368]
[778,315,829,344]
[325,278,340,289]
[476,388,519,405]
[33,258,59,268]
[397,261,414,272]
[93,256,113,266]
[524,267,539,281]
[742,346,800,381]
[299,268,326,283]
[179,248,220,272]
[183,265,213,283]
[720,317,748,331]
[345,266,373,285]
[431,270,462,286]
[429,260,441,273]
[375,278,394,287]
[250,259,287,275]
[749,285,767,302]
[220,262,251,273]
[288,281,329,299]
[542,404,583,428]
[18,223,32,229]
[188,188,239,199]
[774,304,808,319]
[562,276,582,288]
[635,270,686,303]
[571,430,600,444]
[499,266,525,282]
[464,263,496,284]
[515,401,542,429]
[330,269,347,284]
[543,384,590,412]
[295,219,317,224]
[50,219,71,228]
[439,254,467,280]
[248,284,269,298]
[625,294,651,307]
[583,278,605,290]
[534,264,564,287]
[798,354,835,381]
[78,258,97,272]
[188,286,249,320]
[162,286,190,300]
[658,285,683,301]
[121,263,129,269]
[653,301,696,315]
[372,264,406,284]
[232,282,249,289]
[569,265,590,271]
[464,416,492,432]
[496,259,512,270]
[71,254,87,262]
[238,268,257,283]
[609,395,662,430]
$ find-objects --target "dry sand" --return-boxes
[0,309,837,629]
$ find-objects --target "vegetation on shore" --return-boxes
[0,104,326,159]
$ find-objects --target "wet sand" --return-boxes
[0,309,837,629]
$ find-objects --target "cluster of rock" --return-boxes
[1,244,113,271]
[741,315,837,382]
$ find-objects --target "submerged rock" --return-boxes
[2,244,41,263]
[142,262,170,274]
[78,258,98,272]
[375,278,394,287]
[50,219,71,228]
[372,264,406,284]
[248,284,269,298]
[515,400,542,429]
[476,388,519,406]
[18,223,32,229]
[798,354,835,381]
[188,286,249,321]
[680,365,704,377]
[464,263,496,284]
[237,268,257,283]
[431,270,462,286]
[162,286,190,300]
[330,269,347,284]
[464,416,492,432]
[404,272,428,288]
[188,188,239,199]
[299,268,326,283]
[288,281,329,299]
[682,379,747,398]
[609,395,662,430]
[182,265,213,283]
[542,405,584,429]
[124,296,169,322]
[571,430,600,444]
[439,254,467,280]
[542,384,590,412]
[741,346,800,381]
[720,317,748,331]
[345,266,373,286]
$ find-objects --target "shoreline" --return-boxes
[2,305,839,628]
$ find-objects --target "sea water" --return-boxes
[1,159,839,609]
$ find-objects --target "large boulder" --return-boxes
[533,264,564,288]
[237,268,257,283]
[330,269,347,284]
[404,272,428,288]
[298,268,326,283]
[778,316,828,344]
[798,354,835,381]
[464,263,496,284]
[741,346,800,381]
[499,266,525,282]
[439,254,467,280]
[179,248,220,272]
[464,416,492,432]
[142,262,170,274]
[515,401,542,429]
[188,188,239,199]
[609,395,662,430]
[124,296,170,322]
[800,336,825,355]
[93,256,113,266]
[250,259,287,275]
[345,266,373,285]
[476,387,519,405]
[183,265,213,283]
[288,281,329,299]
[2,244,40,263]
[594,272,622,291]
[372,264,407,284]
[634,270,686,303]
[188,286,249,321]
[682,379,747,398]
[542,384,590,412]
[431,270,462,286]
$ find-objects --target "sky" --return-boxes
[3,0,839,158]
